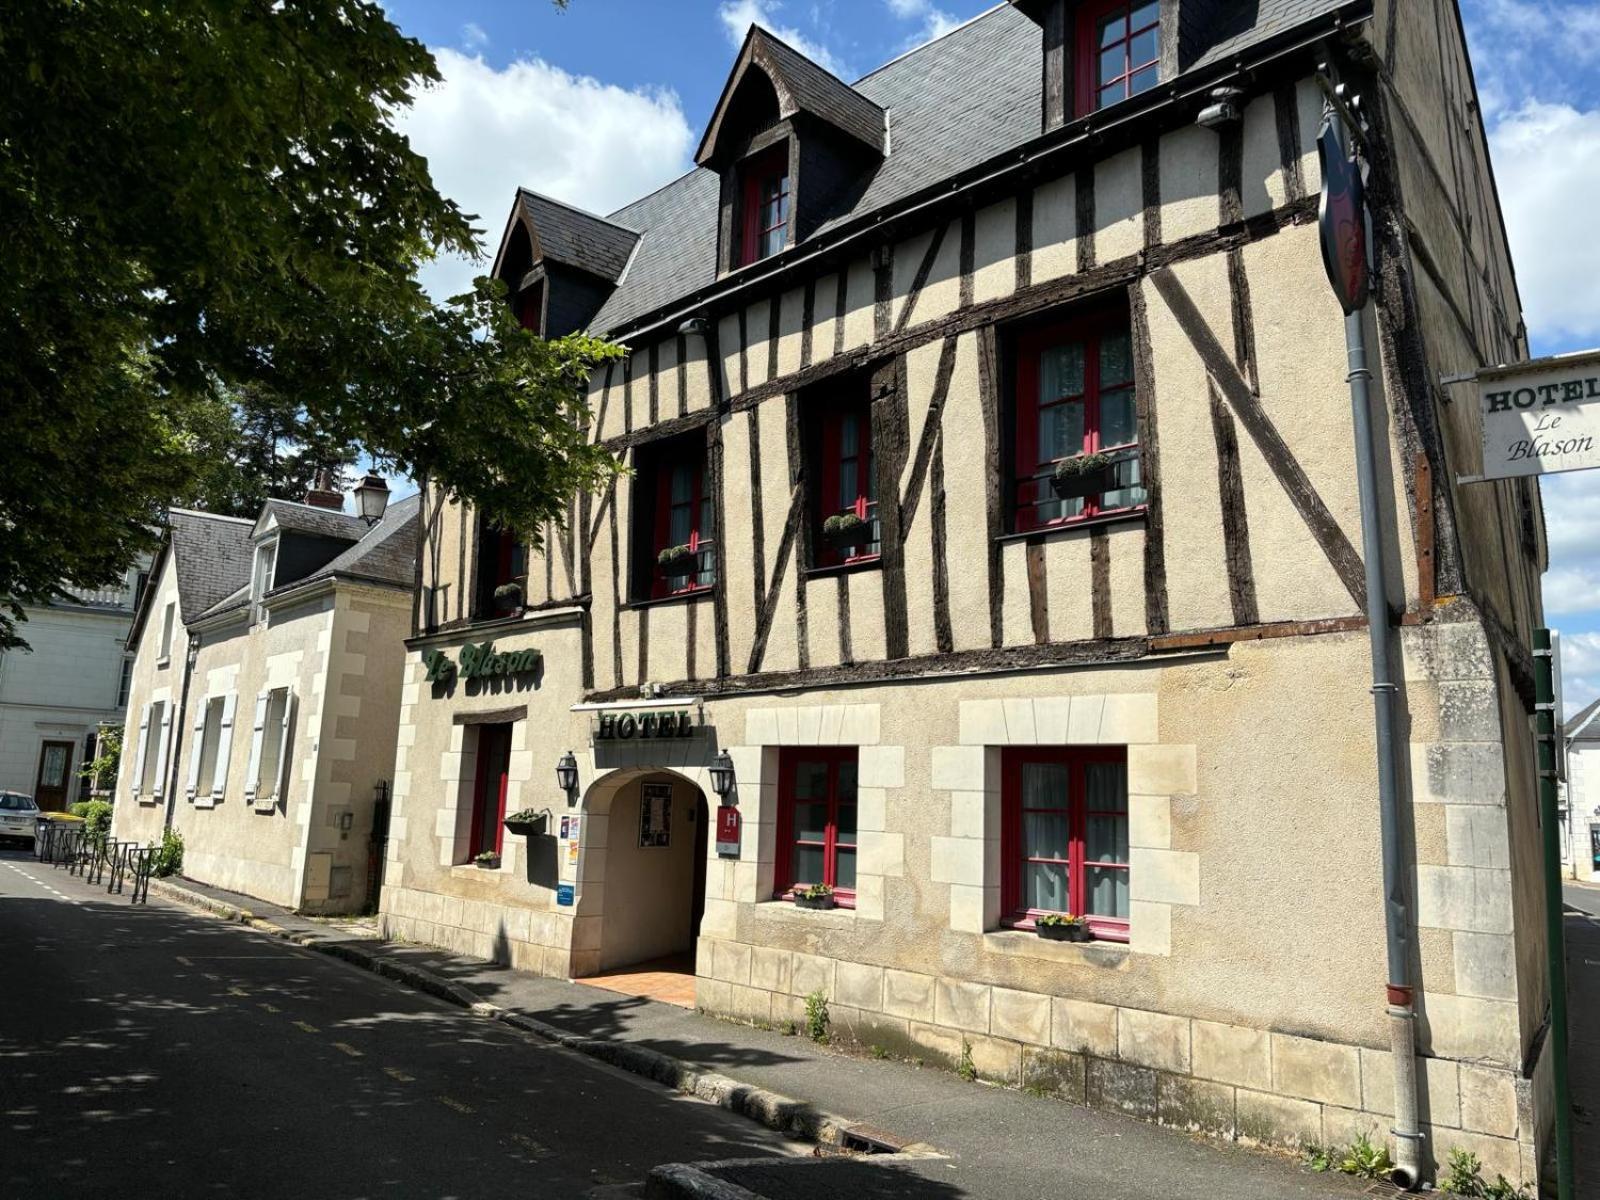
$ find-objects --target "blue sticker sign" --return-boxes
[557,883,575,907]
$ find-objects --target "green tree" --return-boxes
[0,0,618,649]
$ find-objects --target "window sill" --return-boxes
[754,898,856,926]
[983,928,1134,965]
[156,656,171,670]
[623,589,716,613]
[998,507,1147,545]
[801,557,881,582]
[451,863,510,881]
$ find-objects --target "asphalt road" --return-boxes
[0,847,796,1199]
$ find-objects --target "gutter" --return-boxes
[607,2,1372,346]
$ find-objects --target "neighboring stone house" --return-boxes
[382,2,1551,1186]
[0,559,151,810]
[1561,698,1600,881]
[116,481,417,913]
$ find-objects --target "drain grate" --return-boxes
[839,1124,910,1155]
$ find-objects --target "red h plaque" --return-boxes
[715,805,741,858]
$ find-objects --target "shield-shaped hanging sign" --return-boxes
[1317,115,1369,314]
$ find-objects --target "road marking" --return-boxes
[227,986,248,997]
[331,1042,363,1058]
[437,1095,475,1115]
[383,1068,414,1083]
[258,1002,281,1014]
[292,1020,319,1034]
[175,956,193,967]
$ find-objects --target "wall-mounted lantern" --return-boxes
[555,750,579,797]
[708,750,736,800]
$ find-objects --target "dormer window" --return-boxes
[741,144,791,266]
[252,540,277,623]
[1078,0,1159,114]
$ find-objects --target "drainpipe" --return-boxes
[1534,629,1576,1200]
[163,633,198,832]
[1345,305,1422,1188]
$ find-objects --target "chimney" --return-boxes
[304,468,345,511]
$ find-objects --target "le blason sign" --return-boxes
[422,642,540,684]
[1478,349,1600,480]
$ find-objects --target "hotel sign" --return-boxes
[594,710,697,740]
[1478,350,1600,480]
[422,641,541,684]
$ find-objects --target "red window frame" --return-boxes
[740,144,791,267]
[476,521,527,618]
[1012,310,1144,532]
[517,282,544,333]
[468,724,513,860]
[1076,0,1160,116]
[646,447,716,600]
[773,747,858,907]
[1001,747,1129,941]
[814,398,879,568]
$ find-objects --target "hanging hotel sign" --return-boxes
[1317,111,1369,315]
[593,710,698,740]
[422,642,541,685]
[1476,349,1600,480]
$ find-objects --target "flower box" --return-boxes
[1035,919,1090,942]
[793,885,835,910]
[822,513,873,553]
[657,545,697,580]
[1050,453,1120,500]
[503,811,547,838]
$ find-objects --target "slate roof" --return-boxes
[259,498,368,542]
[697,27,886,166]
[1568,697,1600,742]
[278,493,421,595]
[167,509,256,625]
[580,0,1357,334]
[188,494,420,622]
[518,190,639,284]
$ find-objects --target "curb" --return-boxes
[147,877,865,1152]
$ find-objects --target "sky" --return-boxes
[374,0,1600,714]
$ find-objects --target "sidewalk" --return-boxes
[149,875,1366,1200]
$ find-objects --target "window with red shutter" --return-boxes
[739,144,791,267]
[1076,0,1160,116]
[1012,308,1146,532]
[466,723,513,861]
[1001,747,1129,941]
[472,519,528,619]
[810,390,880,568]
[773,747,858,906]
[633,435,716,601]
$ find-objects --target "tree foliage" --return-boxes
[0,0,619,648]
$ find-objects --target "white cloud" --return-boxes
[396,48,694,300]
[1463,1,1600,119]
[1488,101,1600,345]
[461,22,488,51]
[884,0,962,49]
[718,0,850,78]
[1560,631,1600,718]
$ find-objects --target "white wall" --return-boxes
[1565,743,1600,880]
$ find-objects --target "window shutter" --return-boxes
[151,703,174,799]
[243,691,269,802]
[130,704,151,800]
[272,692,296,802]
[186,696,209,801]
[211,692,237,802]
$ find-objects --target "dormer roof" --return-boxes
[695,25,886,168]
[492,189,640,287]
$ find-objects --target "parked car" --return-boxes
[0,792,41,848]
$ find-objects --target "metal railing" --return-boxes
[33,819,154,904]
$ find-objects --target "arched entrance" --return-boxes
[573,768,709,1007]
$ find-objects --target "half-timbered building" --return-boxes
[381,1,1552,1184]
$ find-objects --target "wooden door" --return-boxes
[34,740,75,812]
